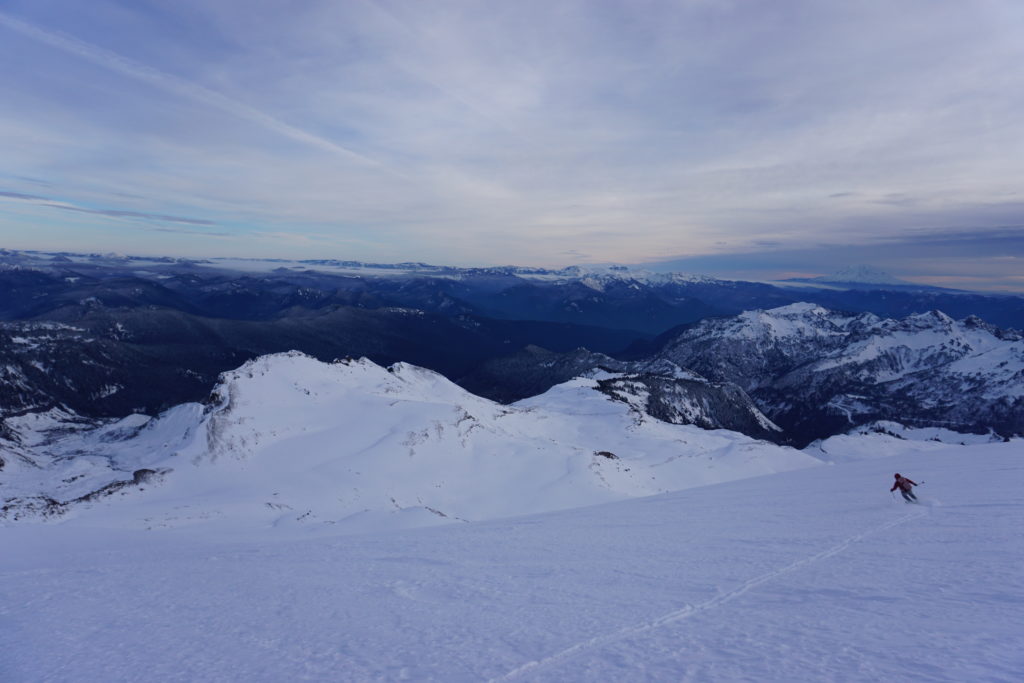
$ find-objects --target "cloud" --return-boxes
[1,0,1023,287]
[0,190,49,201]
[0,10,390,172]
[1,188,218,228]
[152,226,233,237]
[644,225,1024,292]
[54,204,217,226]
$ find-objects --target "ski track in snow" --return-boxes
[493,508,928,681]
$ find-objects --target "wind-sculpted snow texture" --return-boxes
[657,303,1024,445]
[0,352,816,529]
[1,437,1021,681]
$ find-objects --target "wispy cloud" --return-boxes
[152,226,233,237]
[0,190,49,202]
[0,10,390,172]
[55,204,216,226]
[1,188,218,227]
[647,225,1024,292]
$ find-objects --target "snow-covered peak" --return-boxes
[2,353,819,531]
[900,309,955,329]
[724,303,860,342]
[529,264,719,289]
[655,302,1024,443]
[215,352,483,407]
[762,302,831,317]
[689,303,982,350]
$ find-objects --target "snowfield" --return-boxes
[2,436,1022,682]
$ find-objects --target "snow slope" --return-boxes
[1,438,1021,681]
[1,352,816,531]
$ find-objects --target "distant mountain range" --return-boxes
[1,248,1021,449]
[3,250,1023,331]
[653,303,1023,445]
[463,304,1024,446]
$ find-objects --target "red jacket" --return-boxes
[891,476,917,492]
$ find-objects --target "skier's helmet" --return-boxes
[894,473,900,478]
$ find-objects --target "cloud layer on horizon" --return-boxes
[0,0,1022,289]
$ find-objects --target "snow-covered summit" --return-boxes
[681,303,869,349]
[1,352,817,531]
[484,263,723,291]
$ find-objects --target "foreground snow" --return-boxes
[2,439,1021,682]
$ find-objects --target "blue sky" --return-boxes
[1,0,1022,291]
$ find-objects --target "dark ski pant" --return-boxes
[900,489,917,502]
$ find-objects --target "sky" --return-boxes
[1,0,1023,291]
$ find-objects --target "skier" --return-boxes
[891,473,919,503]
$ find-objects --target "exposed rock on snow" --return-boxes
[595,370,781,440]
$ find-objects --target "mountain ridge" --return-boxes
[0,351,816,528]
[471,303,1024,445]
